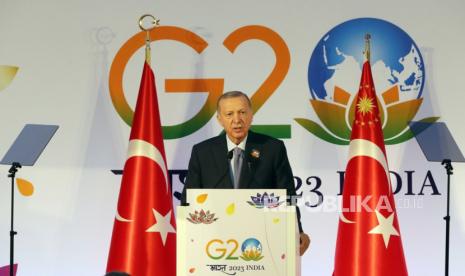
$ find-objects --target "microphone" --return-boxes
[173,191,182,201]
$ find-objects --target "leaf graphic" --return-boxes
[294,118,349,145]
[196,193,208,204]
[16,178,34,196]
[385,116,440,145]
[226,203,235,215]
[0,65,19,92]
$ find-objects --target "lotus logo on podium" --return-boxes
[187,209,219,224]
[240,238,264,261]
[206,238,265,275]
[177,189,299,276]
[247,193,284,209]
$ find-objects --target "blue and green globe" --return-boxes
[240,238,263,261]
[308,17,425,101]
[295,17,437,145]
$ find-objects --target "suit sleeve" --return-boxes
[181,145,202,206]
[275,141,304,233]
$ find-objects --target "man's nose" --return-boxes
[232,113,241,122]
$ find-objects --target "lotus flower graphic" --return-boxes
[296,18,438,145]
[247,192,283,209]
[186,209,218,224]
[240,238,264,261]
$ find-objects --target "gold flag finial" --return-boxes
[138,14,160,65]
[364,33,371,62]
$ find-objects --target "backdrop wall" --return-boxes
[1,0,464,275]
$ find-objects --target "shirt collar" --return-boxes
[226,135,247,152]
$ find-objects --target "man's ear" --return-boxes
[216,113,223,127]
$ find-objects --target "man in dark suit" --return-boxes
[181,91,310,255]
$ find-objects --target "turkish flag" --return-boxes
[333,58,408,275]
[106,62,176,276]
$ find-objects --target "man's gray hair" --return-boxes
[216,91,252,111]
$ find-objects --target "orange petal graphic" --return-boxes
[226,203,235,215]
[16,178,34,196]
[382,85,400,105]
[196,193,208,204]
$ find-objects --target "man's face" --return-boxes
[217,96,253,144]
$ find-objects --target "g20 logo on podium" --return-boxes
[206,238,264,261]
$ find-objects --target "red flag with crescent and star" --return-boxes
[333,36,408,276]
[106,61,176,276]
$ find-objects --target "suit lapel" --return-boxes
[240,131,261,189]
[211,134,233,188]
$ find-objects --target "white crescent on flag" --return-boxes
[115,210,132,222]
[339,138,393,224]
[339,212,355,224]
[126,139,169,193]
[347,139,392,194]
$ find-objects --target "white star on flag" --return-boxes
[368,210,400,248]
[146,209,176,246]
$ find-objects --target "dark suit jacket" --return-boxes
[181,131,303,232]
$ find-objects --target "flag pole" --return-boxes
[107,14,176,275]
[8,162,21,276]
[333,34,409,275]
[442,159,453,276]
[138,14,160,65]
[363,33,371,62]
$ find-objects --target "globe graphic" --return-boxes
[241,238,262,253]
[308,18,424,102]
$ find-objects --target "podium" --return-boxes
[177,189,300,276]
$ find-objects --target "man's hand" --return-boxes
[299,232,310,256]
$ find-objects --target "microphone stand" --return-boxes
[8,162,21,276]
[441,159,453,276]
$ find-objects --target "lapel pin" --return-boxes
[250,149,260,159]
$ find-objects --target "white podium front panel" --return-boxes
[177,189,300,276]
